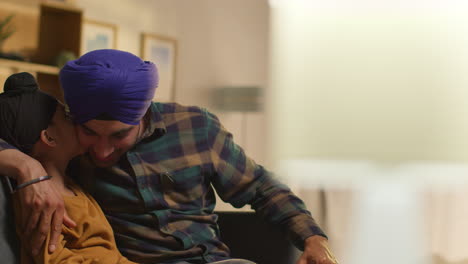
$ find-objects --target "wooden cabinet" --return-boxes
[0,1,82,100]
[36,2,82,101]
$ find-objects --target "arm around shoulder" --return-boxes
[0,139,74,257]
[0,147,46,183]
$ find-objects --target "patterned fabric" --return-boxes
[14,182,137,264]
[0,102,326,264]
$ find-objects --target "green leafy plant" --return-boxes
[54,50,77,68]
[0,14,15,49]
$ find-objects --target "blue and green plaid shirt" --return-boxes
[1,102,325,264]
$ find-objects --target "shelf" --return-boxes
[0,1,81,100]
[40,1,82,13]
[0,58,59,75]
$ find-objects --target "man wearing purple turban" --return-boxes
[0,49,337,264]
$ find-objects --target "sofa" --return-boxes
[1,179,298,264]
[216,211,300,264]
[0,177,20,264]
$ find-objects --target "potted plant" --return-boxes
[0,14,15,55]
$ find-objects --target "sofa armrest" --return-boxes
[0,177,20,264]
[216,211,300,264]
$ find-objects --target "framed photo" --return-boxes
[81,19,118,55]
[141,33,177,102]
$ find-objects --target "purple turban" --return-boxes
[60,49,158,125]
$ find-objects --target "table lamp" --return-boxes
[213,86,262,147]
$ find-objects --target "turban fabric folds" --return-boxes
[60,49,159,125]
[0,72,57,154]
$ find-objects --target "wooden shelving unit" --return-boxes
[35,3,82,100]
[0,1,82,100]
[0,58,59,75]
[36,2,82,66]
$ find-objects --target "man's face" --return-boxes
[48,104,85,158]
[75,119,142,167]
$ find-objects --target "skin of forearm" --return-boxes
[0,149,43,182]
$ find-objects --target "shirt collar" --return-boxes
[139,103,166,143]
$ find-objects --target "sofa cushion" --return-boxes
[0,177,20,264]
[216,211,300,264]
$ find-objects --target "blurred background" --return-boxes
[2,0,468,263]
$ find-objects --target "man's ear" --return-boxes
[40,130,56,147]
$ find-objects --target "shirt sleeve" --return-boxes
[204,109,327,250]
[0,138,16,152]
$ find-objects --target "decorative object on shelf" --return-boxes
[213,86,262,112]
[0,14,23,61]
[54,50,77,69]
[213,86,262,146]
[141,33,177,102]
[0,52,24,61]
[0,14,15,54]
[44,0,77,4]
[0,59,59,75]
[81,19,117,55]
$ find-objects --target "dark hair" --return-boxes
[0,72,57,154]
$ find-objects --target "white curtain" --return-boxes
[294,188,468,264]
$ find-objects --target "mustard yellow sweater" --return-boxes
[14,182,138,264]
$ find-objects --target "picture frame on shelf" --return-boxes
[141,33,177,102]
[81,19,117,55]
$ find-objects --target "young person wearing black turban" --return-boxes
[0,50,338,264]
[0,72,138,264]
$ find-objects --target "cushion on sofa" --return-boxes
[0,177,20,264]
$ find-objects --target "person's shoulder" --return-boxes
[153,102,213,129]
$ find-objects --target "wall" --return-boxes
[268,1,468,262]
[75,0,270,210]
[269,2,468,164]
[75,0,269,167]
[173,0,270,167]
[172,0,270,210]
[75,0,178,55]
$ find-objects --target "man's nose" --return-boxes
[93,140,114,159]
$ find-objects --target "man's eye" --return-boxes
[114,133,127,139]
[83,128,95,135]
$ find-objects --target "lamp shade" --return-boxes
[213,86,262,112]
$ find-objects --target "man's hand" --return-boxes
[17,179,75,255]
[5,151,76,256]
[296,235,338,264]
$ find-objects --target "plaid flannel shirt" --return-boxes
[1,102,325,264]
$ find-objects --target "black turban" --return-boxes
[0,72,57,154]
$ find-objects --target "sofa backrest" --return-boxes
[216,211,300,264]
[0,178,20,264]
